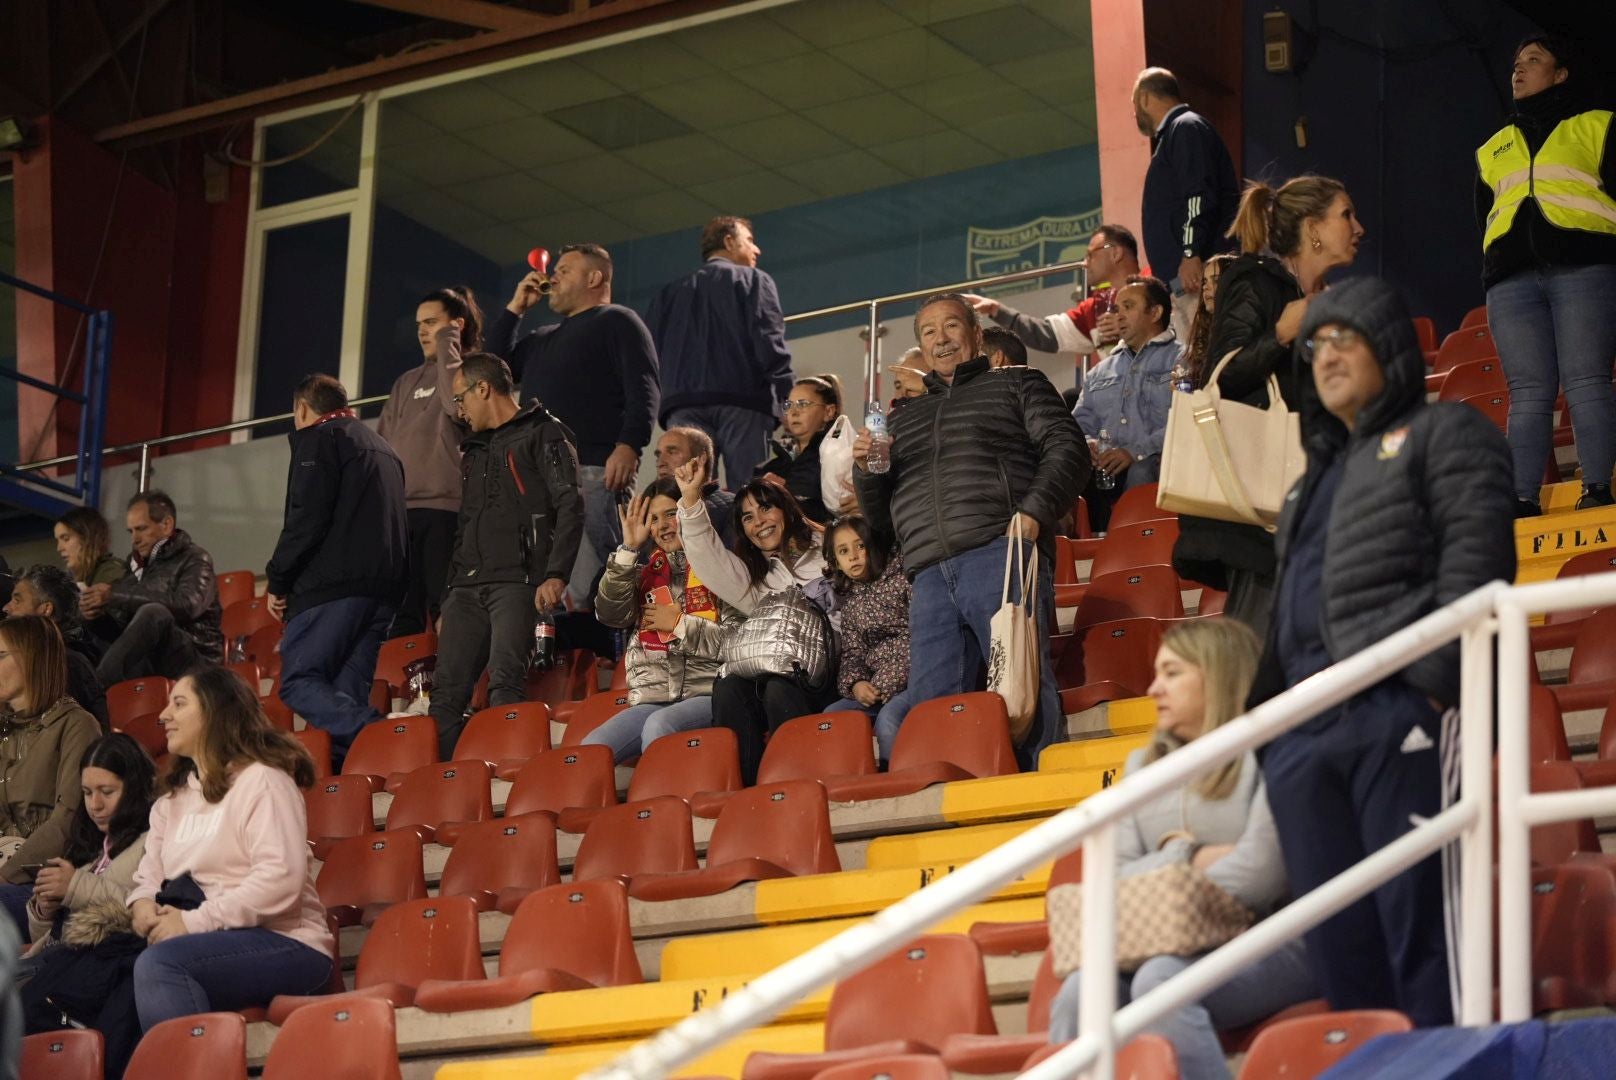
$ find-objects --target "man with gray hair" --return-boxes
[654,425,734,543]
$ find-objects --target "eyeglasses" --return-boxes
[1086,243,1116,257]
[1302,327,1365,359]
[783,399,823,412]
[451,381,487,406]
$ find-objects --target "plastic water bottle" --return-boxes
[1172,364,1194,394]
[865,401,891,474]
[531,612,556,671]
[1094,428,1117,490]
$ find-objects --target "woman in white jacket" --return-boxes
[674,461,830,784]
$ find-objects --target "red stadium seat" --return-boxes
[490,744,618,836]
[560,691,635,746]
[244,623,283,677]
[1021,1034,1179,1076]
[1529,861,1616,1012]
[823,693,1017,802]
[261,694,295,732]
[374,633,437,694]
[124,1012,247,1080]
[1107,483,1167,529]
[571,795,698,886]
[939,950,1063,1072]
[1459,391,1510,434]
[115,710,169,759]
[966,848,1083,957]
[1527,763,1601,867]
[106,676,169,725]
[528,648,599,707]
[453,701,551,779]
[1074,567,1184,630]
[559,727,740,833]
[221,598,278,647]
[216,570,257,611]
[314,828,427,928]
[1529,683,1572,764]
[1432,326,1497,373]
[225,660,262,694]
[1090,519,1180,580]
[1236,1009,1411,1078]
[1411,315,1437,353]
[630,779,840,901]
[1460,304,1488,329]
[414,879,642,1013]
[20,1029,104,1080]
[291,726,331,779]
[383,760,493,844]
[1550,608,1616,713]
[692,711,876,818]
[437,812,561,913]
[261,996,403,1080]
[740,934,997,1080]
[305,773,377,859]
[1436,357,1506,402]
[1056,617,1164,714]
[341,715,438,792]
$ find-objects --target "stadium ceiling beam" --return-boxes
[92,0,736,151]
[52,0,177,112]
[343,0,545,33]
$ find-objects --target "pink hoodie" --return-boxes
[127,762,332,957]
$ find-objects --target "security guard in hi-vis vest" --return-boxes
[1473,34,1616,517]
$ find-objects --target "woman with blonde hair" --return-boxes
[1047,619,1316,1079]
[53,508,124,587]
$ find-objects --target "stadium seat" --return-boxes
[691,711,876,818]
[115,710,169,758]
[244,623,283,677]
[823,693,1018,802]
[1527,763,1600,867]
[966,847,1083,956]
[1219,998,1331,1054]
[559,726,740,833]
[341,715,438,792]
[370,678,391,715]
[452,701,552,778]
[1459,391,1510,434]
[261,694,295,732]
[1460,304,1488,329]
[571,795,699,885]
[383,760,493,844]
[106,676,169,724]
[314,828,427,928]
[226,659,262,693]
[124,1012,247,1080]
[740,934,997,1080]
[528,647,599,707]
[1197,587,1228,617]
[493,744,619,832]
[1529,684,1572,764]
[437,812,561,913]
[630,779,841,901]
[1020,1034,1178,1076]
[1090,518,1180,580]
[20,1029,104,1080]
[1056,617,1164,714]
[1530,861,1616,1011]
[216,570,257,611]
[1551,608,1616,713]
[1074,567,1184,630]
[1436,357,1506,403]
[1107,483,1166,529]
[1433,326,1497,373]
[609,655,629,690]
[1534,549,1616,650]
[1072,494,1093,539]
[221,597,278,647]
[939,950,1063,1072]
[374,632,437,694]
[292,726,332,779]
[559,691,635,746]
[261,996,402,1080]
[305,773,378,859]
[413,879,643,1012]
[809,1057,950,1080]
[1411,315,1436,353]
[268,896,483,1024]
[1237,1009,1411,1078]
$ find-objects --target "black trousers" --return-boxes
[96,603,202,685]
[711,673,835,786]
[427,582,535,760]
[1260,680,1457,1028]
[391,508,458,637]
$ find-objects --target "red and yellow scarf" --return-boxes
[638,550,717,652]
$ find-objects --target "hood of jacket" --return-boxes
[2,695,84,733]
[1292,277,1427,462]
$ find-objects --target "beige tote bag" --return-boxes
[987,517,1040,744]
[1156,349,1306,530]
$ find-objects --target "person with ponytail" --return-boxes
[1172,175,1364,633]
[379,285,485,635]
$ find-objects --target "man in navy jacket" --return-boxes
[647,216,796,489]
[1133,67,1239,339]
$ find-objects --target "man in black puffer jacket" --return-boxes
[854,293,1089,765]
[1252,277,1515,1029]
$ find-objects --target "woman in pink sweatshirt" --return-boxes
[127,665,332,1029]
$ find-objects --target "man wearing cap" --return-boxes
[1249,277,1515,1029]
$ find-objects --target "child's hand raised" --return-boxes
[618,493,652,550]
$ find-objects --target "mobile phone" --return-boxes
[17,862,43,878]
[649,586,675,643]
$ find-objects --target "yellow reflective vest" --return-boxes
[1477,110,1616,250]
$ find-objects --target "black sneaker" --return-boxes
[1515,498,1542,519]
[1576,483,1614,511]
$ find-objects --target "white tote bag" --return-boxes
[988,517,1040,743]
[819,413,858,514]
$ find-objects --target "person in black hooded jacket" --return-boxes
[1172,175,1363,633]
[1253,277,1515,1029]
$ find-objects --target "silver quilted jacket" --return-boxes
[595,547,744,705]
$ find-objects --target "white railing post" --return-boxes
[1495,598,1533,1022]
[1077,824,1117,1080]
[1457,620,1495,1025]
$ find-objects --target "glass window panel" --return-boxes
[259,106,363,209]
[253,217,349,431]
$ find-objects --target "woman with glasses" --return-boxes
[757,374,843,524]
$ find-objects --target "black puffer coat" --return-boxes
[105,529,223,661]
[854,357,1089,576]
[1248,277,1517,708]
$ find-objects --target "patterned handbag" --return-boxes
[1045,862,1256,976]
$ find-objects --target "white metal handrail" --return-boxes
[584,571,1616,1080]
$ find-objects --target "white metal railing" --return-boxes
[582,572,1616,1079]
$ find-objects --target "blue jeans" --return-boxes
[826,688,915,765]
[278,595,395,753]
[0,884,30,941]
[568,464,627,609]
[1048,939,1318,1080]
[579,696,715,763]
[666,405,776,491]
[1487,263,1616,499]
[133,927,332,1031]
[908,537,1063,768]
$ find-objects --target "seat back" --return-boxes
[244,623,283,677]
[1089,518,1180,580]
[292,727,333,780]
[342,716,438,783]
[305,774,377,847]
[757,711,877,784]
[1238,1009,1412,1078]
[216,570,257,611]
[1054,536,1078,586]
[1025,950,1062,1033]
[1548,550,1616,625]
[1436,357,1506,402]
[1411,315,1437,353]
[220,598,278,644]
[106,676,170,726]
[824,934,996,1051]
[1529,762,1600,865]
[315,829,427,913]
[438,813,561,907]
[1054,618,1164,709]
[501,879,643,985]
[453,701,552,768]
[1460,304,1488,329]
[888,693,1018,779]
[1074,567,1184,630]
[1569,608,1616,686]
[560,691,635,746]
[225,660,262,694]
[1529,683,1571,763]
[1433,325,1497,373]
[504,744,619,818]
[20,1029,105,1080]
[261,996,402,1080]
[1107,483,1165,529]
[1458,391,1510,434]
[374,632,438,693]
[384,760,493,837]
[810,1057,951,1080]
[116,711,169,759]
[527,647,599,705]
[124,1012,247,1080]
[625,726,742,802]
[707,779,840,876]
[261,695,295,732]
[572,795,698,883]
[354,896,485,991]
[1072,495,1093,539]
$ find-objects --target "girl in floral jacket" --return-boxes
[823,516,913,764]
